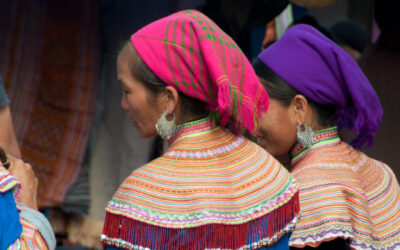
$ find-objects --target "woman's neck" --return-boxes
[176,112,209,127]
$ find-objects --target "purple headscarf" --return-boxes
[258,24,383,149]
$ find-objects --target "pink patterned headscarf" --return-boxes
[131,10,269,135]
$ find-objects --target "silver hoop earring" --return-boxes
[155,111,177,140]
[297,123,314,148]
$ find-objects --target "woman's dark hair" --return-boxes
[0,147,10,169]
[122,42,208,118]
[253,58,336,126]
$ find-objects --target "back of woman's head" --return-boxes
[127,9,269,135]
[256,24,382,149]
[253,58,336,127]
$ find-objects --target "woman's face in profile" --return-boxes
[117,51,164,138]
[257,98,298,160]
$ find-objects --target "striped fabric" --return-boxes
[0,164,21,249]
[0,164,19,196]
[0,0,99,207]
[102,117,299,249]
[8,219,49,250]
[132,10,269,135]
[1,165,55,249]
[289,127,400,249]
[18,204,56,249]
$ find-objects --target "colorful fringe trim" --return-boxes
[101,192,299,249]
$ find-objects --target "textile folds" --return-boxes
[0,0,99,207]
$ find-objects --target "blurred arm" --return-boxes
[0,105,21,158]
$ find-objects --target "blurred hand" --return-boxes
[8,156,38,210]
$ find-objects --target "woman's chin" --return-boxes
[136,130,148,138]
[257,138,269,151]
[258,142,281,160]
[136,128,158,139]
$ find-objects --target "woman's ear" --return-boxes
[164,86,179,114]
[291,94,309,124]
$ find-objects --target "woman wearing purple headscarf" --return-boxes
[254,24,400,249]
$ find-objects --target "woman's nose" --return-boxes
[121,97,129,110]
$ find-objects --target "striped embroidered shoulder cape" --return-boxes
[102,117,299,249]
[289,127,400,249]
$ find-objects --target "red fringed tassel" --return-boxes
[102,191,300,249]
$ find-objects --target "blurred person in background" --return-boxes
[330,19,369,61]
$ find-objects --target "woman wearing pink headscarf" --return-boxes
[100,10,299,250]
